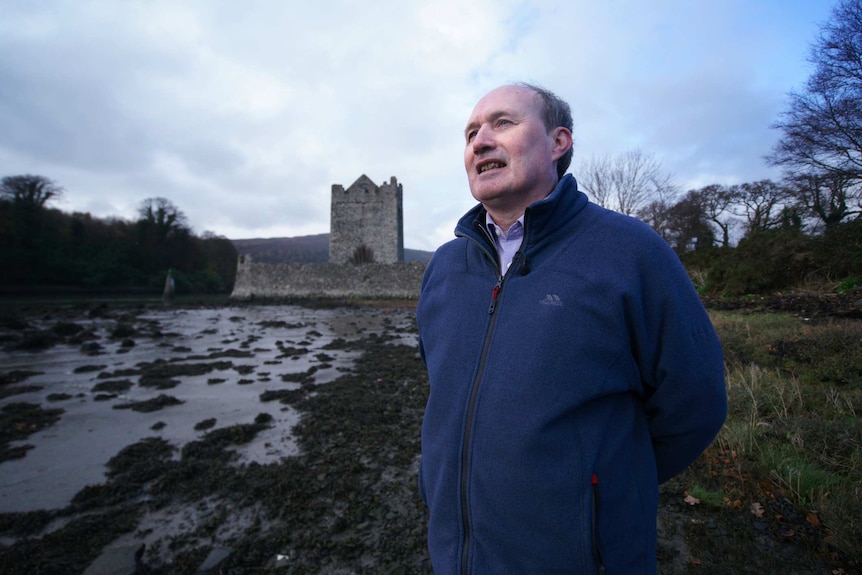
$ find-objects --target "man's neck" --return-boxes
[485,209,524,233]
[483,179,560,231]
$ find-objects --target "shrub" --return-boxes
[812,217,862,282]
[704,229,812,295]
[350,244,375,264]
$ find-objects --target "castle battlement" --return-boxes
[329,175,404,265]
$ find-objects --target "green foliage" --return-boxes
[682,221,862,295]
[677,216,862,296]
[727,229,811,294]
[170,268,230,294]
[687,484,726,507]
[708,310,862,560]
[0,191,237,294]
[760,444,836,508]
[836,276,862,292]
[811,217,862,281]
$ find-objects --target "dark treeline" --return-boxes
[0,175,237,295]
[675,204,862,296]
[630,177,862,296]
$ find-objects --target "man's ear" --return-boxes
[550,127,573,161]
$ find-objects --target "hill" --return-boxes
[231,234,433,264]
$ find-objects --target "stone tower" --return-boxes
[329,175,404,264]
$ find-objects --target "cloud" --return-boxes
[0,0,837,251]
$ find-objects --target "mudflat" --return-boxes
[1,298,853,574]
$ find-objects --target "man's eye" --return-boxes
[496,119,512,126]
[466,131,477,142]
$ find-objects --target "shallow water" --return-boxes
[0,304,417,513]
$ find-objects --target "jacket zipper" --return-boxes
[591,473,607,575]
[458,224,505,575]
[488,277,503,314]
[460,274,506,575]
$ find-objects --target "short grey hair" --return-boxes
[515,82,574,179]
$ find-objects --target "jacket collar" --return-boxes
[455,174,588,255]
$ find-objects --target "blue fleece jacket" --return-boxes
[416,175,727,575]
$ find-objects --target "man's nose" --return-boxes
[471,125,495,153]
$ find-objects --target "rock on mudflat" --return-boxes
[82,543,145,575]
[196,546,232,573]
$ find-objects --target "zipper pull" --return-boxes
[488,278,503,314]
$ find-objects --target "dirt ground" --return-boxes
[0,296,858,574]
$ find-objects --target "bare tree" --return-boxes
[665,190,716,253]
[768,0,862,183]
[637,198,675,243]
[1,174,63,209]
[136,197,191,272]
[138,197,189,238]
[613,150,677,216]
[578,149,677,216]
[1,175,64,249]
[692,184,737,248]
[784,171,861,231]
[731,180,791,234]
[578,155,615,209]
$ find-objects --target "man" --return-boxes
[416,83,727,574]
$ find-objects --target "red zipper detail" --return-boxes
[488,280,503,314]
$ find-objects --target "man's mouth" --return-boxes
[478,161,505,174]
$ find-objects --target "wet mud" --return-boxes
[0,301,426,574]
[0,298,856,574]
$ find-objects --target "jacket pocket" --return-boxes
[591,473,607,575]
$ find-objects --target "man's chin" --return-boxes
[470,190,504,206]
[470,181,510,204]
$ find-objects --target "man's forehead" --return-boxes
[467,86,539,124]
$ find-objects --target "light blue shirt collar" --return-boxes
[486,213,524,273]
[483,182,562,273]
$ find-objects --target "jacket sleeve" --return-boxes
[633,238,728,484]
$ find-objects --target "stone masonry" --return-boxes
[329,175,404,264]
[231,258,425,299]
[231,174,421,300]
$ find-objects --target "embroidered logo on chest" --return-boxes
[539,294,563,307]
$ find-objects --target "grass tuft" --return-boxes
[687,310,862,565]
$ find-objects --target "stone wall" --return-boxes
[329,175,404,264]
[230,256,425,300]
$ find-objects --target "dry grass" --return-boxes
[700,311,862,563]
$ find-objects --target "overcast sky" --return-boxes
[0,0,836,251]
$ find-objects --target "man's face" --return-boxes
[464,85,565,216]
